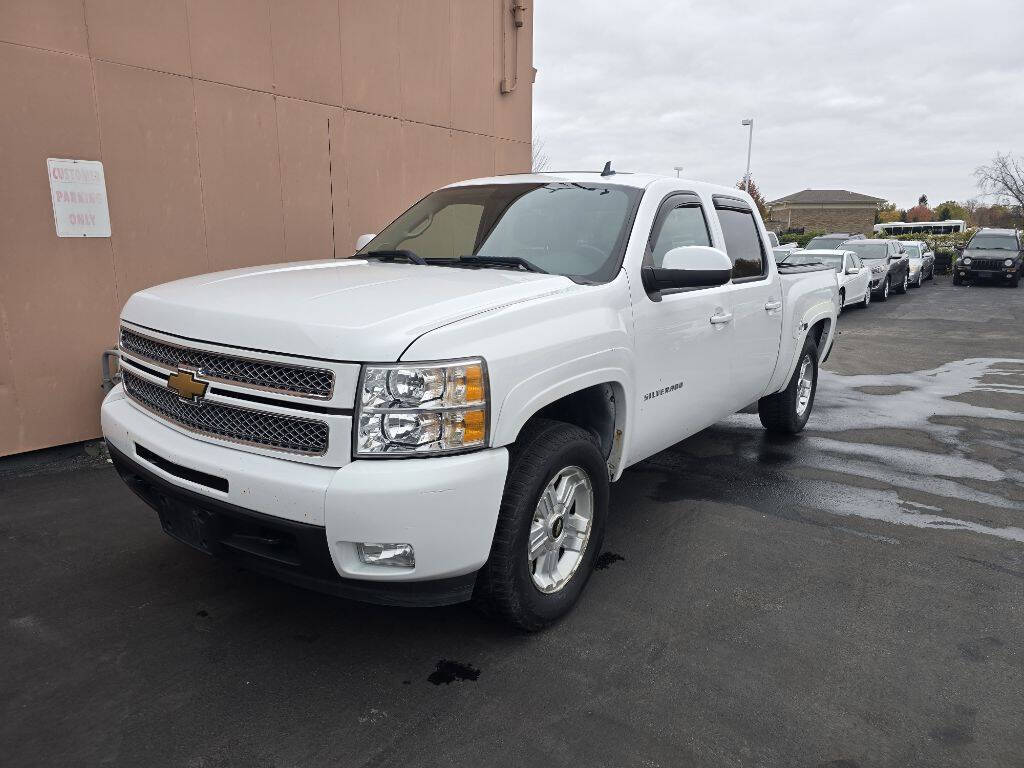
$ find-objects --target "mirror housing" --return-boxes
[355,233,376,251]
[846,266,860,275]
[642,246,732,294]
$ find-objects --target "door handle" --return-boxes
[709,312,733,325]
[764,299,783,311]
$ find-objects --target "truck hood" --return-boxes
[122,259,575,361]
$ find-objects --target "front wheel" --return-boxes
[860,285,871,308]
[877,277,890,301]
[895,272,909,294]
[915,271,923,288]
[474,419,608,631]
[758,336,818,434]
[837,289,845,314]
[953,273,963,286]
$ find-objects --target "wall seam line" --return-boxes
[81,0,123,319]
[183,0,212,274]
[0,41,529,143]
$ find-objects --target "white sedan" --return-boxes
[780,249,872,312]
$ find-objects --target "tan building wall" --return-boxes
[768,204,877,235]
[0,0,534,457]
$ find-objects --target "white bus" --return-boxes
[873,220,966,236]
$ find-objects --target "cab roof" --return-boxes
[446,171,752,200]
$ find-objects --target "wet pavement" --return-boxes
[2,275,1023,767]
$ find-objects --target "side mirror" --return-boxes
[642,246,732,294]
[846,266,859,275]
[355,233,376,251]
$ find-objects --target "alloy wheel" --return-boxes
[528,466,594,594]
[795,354,814,416]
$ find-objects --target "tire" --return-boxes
[860,285,871,309]
[837,289,845,314]
[915,270,923,288]
[474,418,608,631]
[953,273,962,286]
[895,271,909,294]
[877,277,890,301]
[758,336,818,434]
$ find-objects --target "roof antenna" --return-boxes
[601,160,615,177]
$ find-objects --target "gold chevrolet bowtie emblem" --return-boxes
[167,368,208,404]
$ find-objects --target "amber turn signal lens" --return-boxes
[462,408,486,444]
[464,364,485,403]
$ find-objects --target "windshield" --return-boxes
[785,253,843,271]
[845,242,889,260]
[903,244,921,258]
[357,182,642,282]
[967,235,1019,251]
[805,236,847,249]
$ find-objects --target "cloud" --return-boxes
[533,0,1024,208]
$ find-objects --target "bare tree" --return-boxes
[531,136,550,173]
[974,152,1024,221]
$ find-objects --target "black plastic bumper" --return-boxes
[107,442,477,607]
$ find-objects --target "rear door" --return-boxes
[712,196,783,406]
[630,193,734,461]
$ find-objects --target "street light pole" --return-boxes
[741,118,754,192]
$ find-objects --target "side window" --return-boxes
[716,207,766,279]
[649,204,711,266]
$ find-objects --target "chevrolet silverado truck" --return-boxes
[102,172,838,630]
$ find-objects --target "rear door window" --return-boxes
[715,204,766,280]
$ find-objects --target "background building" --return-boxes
[766,189,884,235]
[0,0,534,457]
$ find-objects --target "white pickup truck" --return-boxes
[102,172,838,630]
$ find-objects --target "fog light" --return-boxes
[357,542,415,568]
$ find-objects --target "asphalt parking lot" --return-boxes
[2,275,1023,768]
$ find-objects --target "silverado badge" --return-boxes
[167,367,209,404]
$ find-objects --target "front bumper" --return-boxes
[102,387,509,605]
[955,264,1019,281]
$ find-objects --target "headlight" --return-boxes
[1005,259,1014,267]
[962,257,972,266]
[871,264,885,274]
[355,358,488,456]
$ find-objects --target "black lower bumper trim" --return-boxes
[107,442,477,607]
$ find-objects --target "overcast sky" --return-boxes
[533,0,1024,209]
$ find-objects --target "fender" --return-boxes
[765,295,836,396]
[493,354,633,479]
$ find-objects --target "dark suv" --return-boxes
[954,229,1022,287]
[843,239,911,301]
[805,232,866,250]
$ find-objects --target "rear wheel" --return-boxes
[758,336,818,434]
[474,419,608,631]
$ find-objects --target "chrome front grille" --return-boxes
[122,370,329,455]
[968,258,1002,270]
[120,327,334,399]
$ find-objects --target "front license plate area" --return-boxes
[157,500,214,553]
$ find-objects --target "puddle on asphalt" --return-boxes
[717,358,1024,543]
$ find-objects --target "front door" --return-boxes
[630,194,735,463]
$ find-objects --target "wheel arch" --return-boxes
[494,376,629,481]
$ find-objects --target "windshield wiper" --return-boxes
[361,249,427,265]
[458,255,548,274]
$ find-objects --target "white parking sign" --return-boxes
[47,158,111,237]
